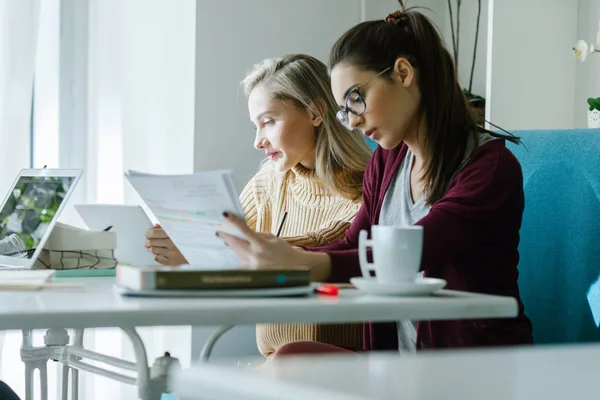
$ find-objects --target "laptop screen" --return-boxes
[0,176,76,259]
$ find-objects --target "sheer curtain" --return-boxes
[79,0,196,398]
[0,0,39,192]
[0,0,40,390]
[1,0,195,398]
[82,0,196,397]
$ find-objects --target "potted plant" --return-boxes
[573,21,600,128]
[588,97,600,128]
[447,0,485,124]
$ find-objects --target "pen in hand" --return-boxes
[275,211,288,238]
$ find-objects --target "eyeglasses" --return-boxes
[336,66,393,130]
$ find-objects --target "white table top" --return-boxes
[173,344,600,400]
[0,277,517,330]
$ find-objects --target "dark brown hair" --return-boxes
[330,1,519,205]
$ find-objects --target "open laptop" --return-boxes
[75,204,158,266]
[0,169,82,269]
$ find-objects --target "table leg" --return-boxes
[60,364,69,400]
[21,330,33,400]
[24,363,34,400]
[71,368,79,400]
[44,328,71,400]
[21,329,50,400]
[71,329,84,400]
[120,327,160,400]
[20,326,177,400]
[22,360,48,400]
[199,325,235,362]
[38,363,48,400]
[0,330,5,376]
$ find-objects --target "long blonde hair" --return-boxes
[241,54,372,201]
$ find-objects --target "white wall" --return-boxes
[364,0,403,20]
[118,0,196,220]
[363,0,488,98]
[121,0,196,180]
[363,0,446,28]
[486,0,578,130]
[575,0,600,128]
[441,0,488,98]
[193,0,362,191]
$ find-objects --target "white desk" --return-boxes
[173,344,600,400]
[0,277,519,400]
[0,277,518,330]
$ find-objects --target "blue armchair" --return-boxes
[508,129,600,344]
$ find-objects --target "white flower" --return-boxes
[574,39,590,62]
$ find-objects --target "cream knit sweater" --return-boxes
[239,163,364,358]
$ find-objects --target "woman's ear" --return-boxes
[393,57,415,88]
[309,99,326,127]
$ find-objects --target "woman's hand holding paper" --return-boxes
[145,224,188,266]
[217,212,332,281]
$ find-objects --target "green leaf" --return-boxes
[587,97,600,111]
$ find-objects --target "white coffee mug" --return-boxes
[358,225,423,283]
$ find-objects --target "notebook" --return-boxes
[117,264,310,290]
[0,270,55,290]
[116,265,313,297]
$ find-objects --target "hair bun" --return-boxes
[385,10,406,24]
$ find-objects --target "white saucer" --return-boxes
[350,277,447,296]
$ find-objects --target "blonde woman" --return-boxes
[145,54,372,359]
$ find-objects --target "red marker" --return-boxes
[315,284,339,296]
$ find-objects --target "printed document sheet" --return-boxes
[125,170,245,268]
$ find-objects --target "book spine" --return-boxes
[154,271,307,290]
